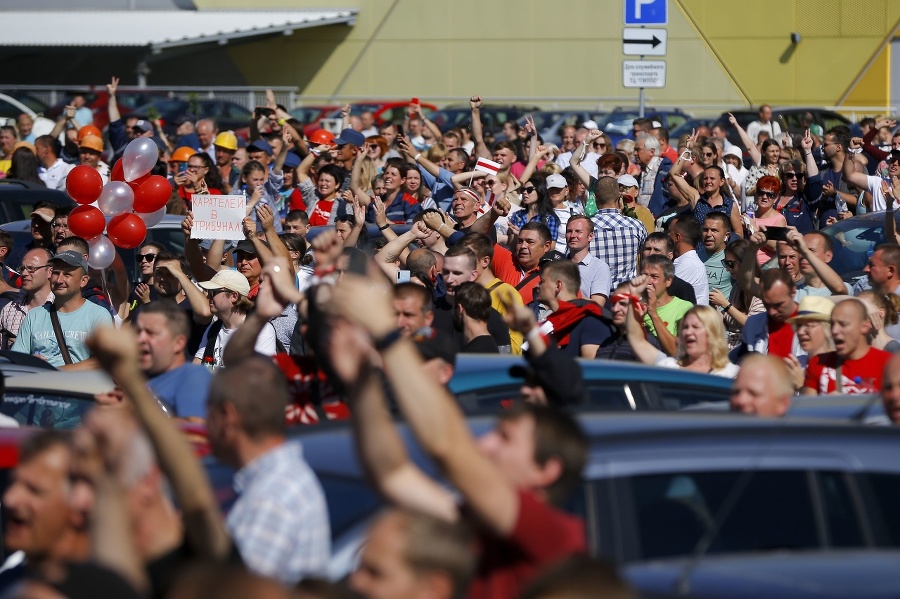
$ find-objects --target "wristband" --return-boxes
[680,150,693,162]
[413,153,422,162]
[378,223,390,231]
[374,328,404,352]
[723,303,733,312]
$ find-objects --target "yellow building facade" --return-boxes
[198,0,900,114]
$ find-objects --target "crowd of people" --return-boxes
[0,81,899,597]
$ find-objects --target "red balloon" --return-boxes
[111,159,125,182]
[134,175,172,213]
[67,205,106,239]
[107,213,147,249]
[65,165,103,205]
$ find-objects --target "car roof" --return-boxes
[449,354,732,393]
[4,369,115,395]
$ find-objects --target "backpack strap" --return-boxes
[48,305,73,365]
[202,319,225,363]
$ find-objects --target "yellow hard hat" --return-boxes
[213,131,238,151]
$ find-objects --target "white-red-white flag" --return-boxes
[474,157,501,175]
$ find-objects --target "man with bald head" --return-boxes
[802,299,891,395]
[196,119,217,161]
[730,354,793,416]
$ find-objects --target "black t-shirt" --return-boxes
[432,295,511,352]
[463,335,499,354]
[564,313,613,357]
[669,275,697,304]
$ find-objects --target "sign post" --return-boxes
[623,0,668,118]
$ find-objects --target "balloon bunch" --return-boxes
[65,138,169,269]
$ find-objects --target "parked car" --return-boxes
[289,105,341,137]
[429,104,540,135]
[819,211,899,286]
[1,214,186,283]
[669,117,715,140]
[0,370,115,429]
[596,108,691,145]
[128,99,252,139]
[1,92,48,117]
[0,93,55,138]
[450,354,731,414]
[295,411,900,594]
[46,90,170,131]
[712,108,860,150]
[307,101,440,137]
[0,180,75,223]
[515,111,607,146]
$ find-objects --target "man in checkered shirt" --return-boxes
[207,355,330,584]
[588,176,648,288]
[0,248,53,349]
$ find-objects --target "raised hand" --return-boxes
[340,103,352,118]
[470,95,483,110]
[256,203,275,231]
[181,212,194,237]
[727,113,738,127]
[312,229,344,270]
[801,129,814,151]
[265,88,278,110]
[107,76,119,96]
[586,129,603,143]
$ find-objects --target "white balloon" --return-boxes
[88,235,116,270]
[97,182,134,217]
[122,138,159,182]
[136,206,167,228]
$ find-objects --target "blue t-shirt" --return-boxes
[11,301,112,367]
[147,363,213,419]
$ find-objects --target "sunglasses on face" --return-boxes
[522,186,536,194]
[206,288,228,298]
[702,152,715,158]
[138,254,157,263]
[723,260,738,268]
[758,191,777,198]
[593,143,606,148]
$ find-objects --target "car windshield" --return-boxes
[598,113,639,136]
[822,214,900,283]
[0,392,94,429]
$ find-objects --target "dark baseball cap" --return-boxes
[50,250,88,272]
[889,150,900,163]
[334,128,365,148]
[247,139,273,156]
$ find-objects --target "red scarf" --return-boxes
[545,300,606,347]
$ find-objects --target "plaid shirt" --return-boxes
[0,293,51,350]
[588,209,648,288]
[227,441,330,584]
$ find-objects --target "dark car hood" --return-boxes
[625,550,900,598]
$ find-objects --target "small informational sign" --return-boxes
[623,28,667,56]
[623,60,667,88]
[190,194,246,240]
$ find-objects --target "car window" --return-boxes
[817,471,863,547]
[584,383,635,409]
[779,112,804,131]
[598,114,637,137]
[0,392,94,429]
[663,114,686,129]
[0,98,22,119]
[225,103,251,120]
[823,219,891,279]
[821,111,849,131]
[862,472,900,546]
[625,470,818,560]
[645,384,730,410]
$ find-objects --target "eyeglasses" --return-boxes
[723,259,738,268]
[702,152,715,158]
[138,254,157,263]
[758,191,777,198]
[206,288,228,298]
[186,164,207,171]
[522,186,536,194]
[21,264,50,274]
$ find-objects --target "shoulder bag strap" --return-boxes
[48,305,73,365]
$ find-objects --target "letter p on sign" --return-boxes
[624,0,667,25]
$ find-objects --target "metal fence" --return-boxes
[2,84,896,119]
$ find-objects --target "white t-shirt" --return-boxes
[674,250,710,306]
[865,175,897,212]
[656,352,741,378]
[194,320,278,368]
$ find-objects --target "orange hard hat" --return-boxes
[77,125,103,142]
[169,146,195,163]
[309,129,335,146]
[78,134,104,153]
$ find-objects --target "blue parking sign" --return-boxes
[624,0,667,25]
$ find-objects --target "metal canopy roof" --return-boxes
[0,9,357,52]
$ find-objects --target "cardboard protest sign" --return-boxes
[190,195,245,240]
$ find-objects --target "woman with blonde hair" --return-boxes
[856,291,900,352]
[626,280,740,377]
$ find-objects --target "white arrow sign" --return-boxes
[622,28,667,56]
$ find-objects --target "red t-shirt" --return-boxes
[492,244,520,288]
[468,489,586,599]
[515,267,541,305]
[308,199,334,227]
[803,347,891,394]
[766,314,796,358]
